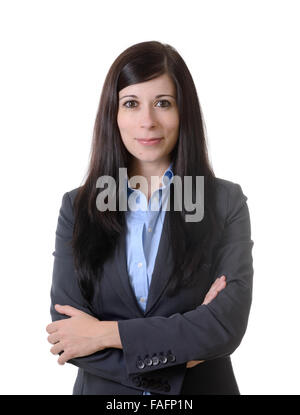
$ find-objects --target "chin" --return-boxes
[134,154,166,163]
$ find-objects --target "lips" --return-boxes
[136,137,163,145]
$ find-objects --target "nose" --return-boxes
[139,106,158,129]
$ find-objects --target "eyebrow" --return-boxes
[119,94,176,101]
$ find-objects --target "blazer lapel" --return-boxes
[110,229,145,318]
[144,210,173,315]
[110,210,174,318]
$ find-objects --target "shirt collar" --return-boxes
[127,161,174,197]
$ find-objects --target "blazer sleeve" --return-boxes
[49,191,187,394]
[117,182,254,376]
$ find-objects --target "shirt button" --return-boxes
[148,227,152,232]
[137,262,143,268]
[140,297,145,303]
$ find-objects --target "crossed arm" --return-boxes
[47,182,253,390]
[46,276,227,366]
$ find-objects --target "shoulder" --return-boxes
[213,177,249,221]
[58,186,82,222]
[214,177,246,197]
[60,179,249,221]
[64,186,82,206]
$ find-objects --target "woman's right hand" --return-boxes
[185,275,227,368]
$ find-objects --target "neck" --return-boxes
[128,157,171,201]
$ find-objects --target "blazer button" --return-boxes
[159,354,168,364]
[167,352,176,363]
[136,359,145,369]
[152,355,160,366]
[144,357,153,366]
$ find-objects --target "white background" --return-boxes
[0,0,299,395]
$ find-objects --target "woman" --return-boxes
[46,41,254,395]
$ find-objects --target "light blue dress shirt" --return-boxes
[125,162,174,395]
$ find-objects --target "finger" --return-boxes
[203,285,218,302]
[215,279,226,292]
[218,275,226,286]
[58,355,66,365]
[58,352,71,365]
[202,292,215,305]
[46,323,58,334]
[210,277,221,289]
[210,281,226,298]
[202,290,213,305]
[186,360,205,368]
[47,333,60,344]
[211,276,226,292]
[206,282,222,300]
[50,342,64,355]
[208,278,223,294]
[202,279,226,305]
[55,304,81,317]
[212,275,226,288]
[203,293,216,305]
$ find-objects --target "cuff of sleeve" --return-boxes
[118,319,188,394]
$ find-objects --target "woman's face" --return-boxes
[117,73,179,166]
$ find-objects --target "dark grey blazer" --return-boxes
[49,177,254,395]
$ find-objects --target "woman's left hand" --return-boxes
[46,304,113,365]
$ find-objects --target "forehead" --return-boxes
[119,74,175,97]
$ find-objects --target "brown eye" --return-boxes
[156,100,171,108]
[122,99,171,109]
[123,100,137,108]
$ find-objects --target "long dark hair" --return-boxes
[71,40,223,307]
